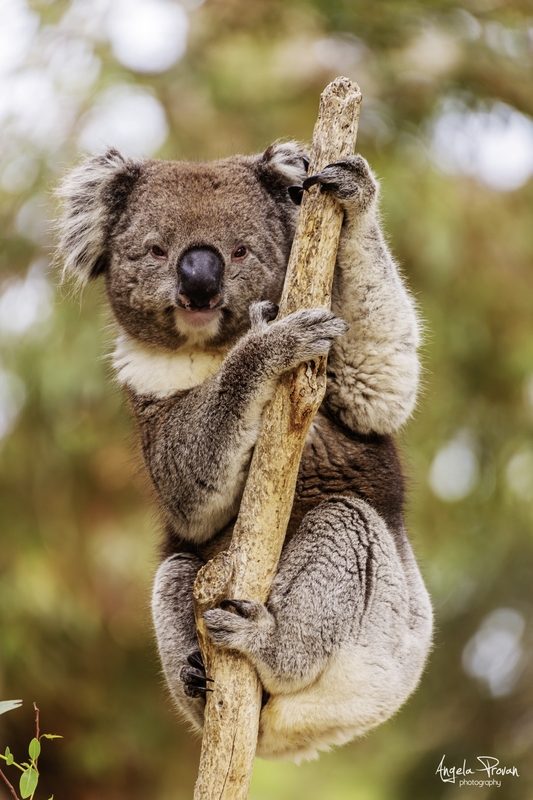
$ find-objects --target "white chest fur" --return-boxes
[113,333,227,398]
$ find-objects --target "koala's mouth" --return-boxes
[174,306,223,330]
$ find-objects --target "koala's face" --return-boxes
[58,144,308,349]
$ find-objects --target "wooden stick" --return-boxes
[193,76,362,800]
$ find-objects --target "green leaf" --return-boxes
[28,738,41,760]
[41,734,63,740]
[4,746,14,766]
[0,700,23,716]
[19,766,38,799]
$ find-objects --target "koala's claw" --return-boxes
[302,155,377,211]
[180,650,213,698]
[302,172,335,192]
[187,650,206,671]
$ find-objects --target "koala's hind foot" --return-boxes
[152,553,206,731]
[203,496,433,761]
[303,155,378,213]
[204,599,274,652]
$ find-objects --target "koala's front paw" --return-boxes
[273,308,348,372]
[179,649,213,699]
[204,599,273,654]
[303,155,378,213]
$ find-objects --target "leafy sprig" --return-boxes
[0,701,61,800]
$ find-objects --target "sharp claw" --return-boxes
[187,667,206,681]
[189,686,213,697]
[302,174,322,190]
[184,651,215,694]
[187,677,206,688]
[187,651,204,669]
[303,173,340,194]
[184,673,214,694]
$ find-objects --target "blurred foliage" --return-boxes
[1,0,532,798]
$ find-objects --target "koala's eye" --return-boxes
[232,244,248,260]
[150,244,167,259]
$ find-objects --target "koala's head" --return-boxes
[57,142,309,349]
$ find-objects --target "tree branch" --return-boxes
[193,76,362,800]
[33,704,40,742]
[0,767,20,800]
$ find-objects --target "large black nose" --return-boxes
[177,246,224,310]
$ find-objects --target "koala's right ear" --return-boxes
[57,148,142,287]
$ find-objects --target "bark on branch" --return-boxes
[193,76,362,800]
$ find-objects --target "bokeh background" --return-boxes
[1,1,532,798]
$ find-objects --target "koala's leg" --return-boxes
[203,496,433,760]
[303,156,421,435]
[151,553,208,732]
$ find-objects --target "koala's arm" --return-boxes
[312,157,421,435]
[130,308,346,543]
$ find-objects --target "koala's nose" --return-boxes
[177,246,224,310]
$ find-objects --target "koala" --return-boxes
[57,141,433,762]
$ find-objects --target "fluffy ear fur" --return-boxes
[56,148,142,287]
[257,141,309,194]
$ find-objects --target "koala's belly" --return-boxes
[195,410,405,562]
[287,410,405,540]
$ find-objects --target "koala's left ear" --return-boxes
[57,148,142,287]
[257,141,309,202]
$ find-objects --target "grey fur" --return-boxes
[57,144,432,762]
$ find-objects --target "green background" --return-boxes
[1,1,532,798]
